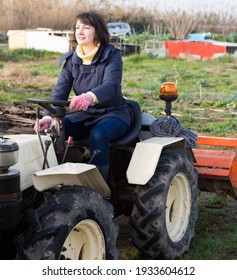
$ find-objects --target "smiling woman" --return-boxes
[35,10,131,182]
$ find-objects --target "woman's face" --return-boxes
[75,20,96,46]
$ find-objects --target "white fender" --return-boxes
[32,162,111,199]
[127,137,184,185]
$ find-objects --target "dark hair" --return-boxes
[71,11,110,47]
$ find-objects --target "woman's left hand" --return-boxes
[69,93,95,111]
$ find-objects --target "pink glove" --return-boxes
[69,93,95,111]
[34,116,52,133]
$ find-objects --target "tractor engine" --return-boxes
[0,137,22,231]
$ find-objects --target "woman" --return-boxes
[35,11,131,181]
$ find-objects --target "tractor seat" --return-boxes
[72,99,142,148]
[110,99,142,148]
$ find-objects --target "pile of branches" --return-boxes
[0,102,35,135]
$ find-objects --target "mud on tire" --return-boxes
[130,147,199,259]
[17,186,119,260]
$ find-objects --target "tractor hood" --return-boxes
[5,134,58,191]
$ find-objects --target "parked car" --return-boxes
[107,22,132,37]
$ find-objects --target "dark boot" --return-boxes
[96,165,109,182]
[97,165,117,215]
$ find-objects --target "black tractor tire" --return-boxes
[17,186,119,260]
[130,147,199,259]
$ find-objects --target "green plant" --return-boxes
[0,32,8,44]
[0,47,60,62]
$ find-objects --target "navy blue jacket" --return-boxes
[47,44,131,126]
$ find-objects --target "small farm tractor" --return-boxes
[0,82,236,260]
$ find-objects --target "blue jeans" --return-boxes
[64,117,129,166]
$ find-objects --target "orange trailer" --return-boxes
[192,136,237,203]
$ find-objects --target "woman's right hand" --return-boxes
[34,116,52,133]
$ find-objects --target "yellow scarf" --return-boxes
[76,43,100,65]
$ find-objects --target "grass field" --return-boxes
[1,48,237,136]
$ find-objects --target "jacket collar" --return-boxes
[71,43,116,65]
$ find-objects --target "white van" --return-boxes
[107,22,132,37]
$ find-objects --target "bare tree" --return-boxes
[1,0,237,36]
[162,9,202,39]
[0,0,86,32]
[198,11,237,34]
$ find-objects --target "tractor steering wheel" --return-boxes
[27,98,72,118]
